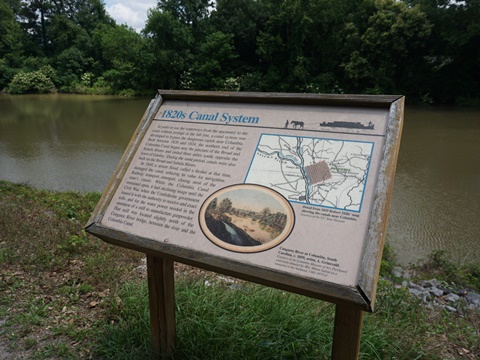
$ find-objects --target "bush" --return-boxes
[118,88,136,97]
[81,72,93,87]
[91,76,112,95]
[418,250,480,291]
[380,242,396,277]
[8,66,56,94]
[0,58,16,90]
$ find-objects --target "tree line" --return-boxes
[1,0,479,104]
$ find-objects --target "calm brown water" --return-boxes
[386,106,480,265]
[0,94,150,192]
[1,94,479,265]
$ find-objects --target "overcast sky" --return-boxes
[104,0,157,32]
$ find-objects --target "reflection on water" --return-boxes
[0,95,479,265]
[0,94,151,192]
[387,106,480,265]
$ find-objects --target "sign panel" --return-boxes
[86,91,404,311]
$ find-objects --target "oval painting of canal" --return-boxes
[199,184,295,253]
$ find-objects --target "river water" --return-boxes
[0,94,147,192]
[0,94,478,265]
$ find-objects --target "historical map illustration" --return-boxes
[245,134,374,212]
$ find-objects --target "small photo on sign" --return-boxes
[199,184,295,253]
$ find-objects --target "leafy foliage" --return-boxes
[187,31,238,90]
[7,66,56,94]
[1,0,479,102]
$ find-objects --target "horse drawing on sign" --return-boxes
[291,121,304,129]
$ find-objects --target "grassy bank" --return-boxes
[1,181,478,359]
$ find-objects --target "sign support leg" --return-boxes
[331,303,363,359]
[147,255,176,359]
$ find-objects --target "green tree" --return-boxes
[3,0,117,93]
[406,0,480,104]
[15,0,113,55]
[157,0,213,40]
[143,9,193,89]
[256,0,312,91]
[0,1,23,88]
[63,0,114,33]
[48,14,90,55]
[342,0,432,95]
[53,47,91,90]
[255,0,353,92]
[0,2,23,58]
[16,0,54,55]
[187,31,238,90]
[209,0,268,68]
[217,198,233,215]
[93,23,153,92]
[1,0,477,102]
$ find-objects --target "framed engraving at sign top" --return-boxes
[85,90,404,312]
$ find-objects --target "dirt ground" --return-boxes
[0,255,220,360]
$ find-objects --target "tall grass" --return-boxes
[95,277,436,359]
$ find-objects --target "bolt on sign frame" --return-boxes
[86,90,404,359]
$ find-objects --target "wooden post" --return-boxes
[147,255,176,359]
[331,303,363,360]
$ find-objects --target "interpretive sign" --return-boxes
[86,91,404,312]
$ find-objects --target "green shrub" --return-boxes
[81,72,93,87]
[220,77,240,91]
[118,88,136,97]
[8,66,56,94]
[91,76,112,95]
[379,241,396,277]
[421,250,480,291]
